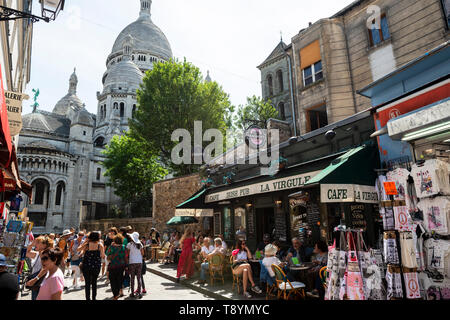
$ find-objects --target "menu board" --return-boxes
[274,208,287,242]
[213,212,221,236]
[349,204,367,229]
[307,203,320,226]
[247,209,255,236]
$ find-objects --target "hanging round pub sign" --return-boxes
[245,125,266,150]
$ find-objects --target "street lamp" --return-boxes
[40,0,65,21]
[0,0,64,23]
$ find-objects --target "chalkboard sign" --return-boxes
[349,204,367,229]
[213,212,221,236]
[247,209,255,236]
[290,198,308,242]
[306,203,320,226]
[274,208,287,242]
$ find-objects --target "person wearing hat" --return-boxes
[126,232,145,298]
[0,254,19,300]
[58,229,73,277]
[262,244,284,278]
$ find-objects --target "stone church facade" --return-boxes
[17,0,173,234]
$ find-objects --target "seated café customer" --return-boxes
[285,238,312,282]
[307,240,328,297]
[198,238,226,284]
[256,234,271,253]
[218,234,227,250]
[231,239,262,299]
[260,244,285,289]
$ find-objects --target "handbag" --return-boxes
[346,232,366,300]
[25,270,45,290]
[326,232,347,300]
[123,270,130,288]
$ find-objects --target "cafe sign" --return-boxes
[205,171,321,203]
[5,91,28,136]
[321,184,378,204]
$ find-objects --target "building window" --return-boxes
[306,104,328,132]
[368,14,391,47]
[267,75,274,96]
[302,61,323,87]
[95,137,105,148]
[278,102,286,121]
[223,207,232,241]
[33,180,49,205]
[277,70,284,92]
[113,102,118,110]
[96,168,101,180]
[55,183,65,206]
[120,103,125,118]
[83,131,86,136]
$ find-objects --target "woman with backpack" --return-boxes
[78,231,105,300]
[106,234,127,300]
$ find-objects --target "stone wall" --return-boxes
[80,217,153,236]
[152,173,202,234]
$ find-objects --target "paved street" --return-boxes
[19,271,213,301]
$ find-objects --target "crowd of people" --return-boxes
[0,224,329,301]
[14,225,148,300]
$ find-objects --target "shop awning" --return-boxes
[302,144,380,203]
[175,188,214,217]
[0,65,12,169]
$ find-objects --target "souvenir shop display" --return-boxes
[372,158,450,300]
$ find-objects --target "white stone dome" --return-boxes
[53,68,85,116]
[103,58,144,93]
[108,1,172,64]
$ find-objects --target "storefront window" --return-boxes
[223,207,232,240]
[234,207,246,240]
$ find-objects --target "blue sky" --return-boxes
[25,0,355,115]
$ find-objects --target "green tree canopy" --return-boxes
[102,134,168,205]
[234,95,280,131]
[130,58,233,176]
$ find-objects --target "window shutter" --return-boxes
[300,40,321,69]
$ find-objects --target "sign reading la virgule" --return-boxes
[205,171,321,203]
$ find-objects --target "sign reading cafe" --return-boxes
[205,171,321,203]
[320,184,379,204]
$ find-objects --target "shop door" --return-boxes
[256,207,275,244]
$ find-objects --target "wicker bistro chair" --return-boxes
[259,260,277,300]
[157,241,171,263]
[208,254,225,286]
[271,264,306,300]
[230,255,243,294]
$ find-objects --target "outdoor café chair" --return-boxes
[157,241,171,263]
[271,264,306,300]
[259,260,277,300]
[209,254,225,286]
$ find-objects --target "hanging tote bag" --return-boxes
[356,232,372,298]
[400,232,418,269]
[346,232,366,300]
[394,205,414,232]
[365,250,386,300]
[403,267,421,299]
[325,239,338,300]
[337,232,348,300]
[386,264,403,300]
[383,231,399,265]
[381,206,395,231]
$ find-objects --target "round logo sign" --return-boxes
[389,108,401,119]
[245,125,266,149]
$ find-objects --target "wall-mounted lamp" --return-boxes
[245,203,253,209]
[275,200,283,208]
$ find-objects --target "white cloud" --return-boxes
[25,0,355,115]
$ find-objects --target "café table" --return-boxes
[151,246,162,262]
[288,263,314,289]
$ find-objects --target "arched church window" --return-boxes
[277,70,284,92]
[120,103,125,118]
[95,137,105,148]
[267,75,274,96]
[279,102,286,121]
[114,102,118,110]
[55,182,65,206]
[33,179,49,205]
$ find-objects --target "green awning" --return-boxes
[175,188,214,217]
[302,144,380,203]
[305,144,379,187]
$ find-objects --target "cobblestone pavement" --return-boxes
[19,270,214,301]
